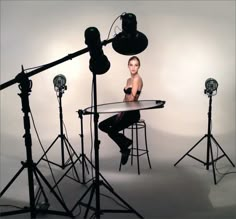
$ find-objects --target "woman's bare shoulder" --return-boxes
[126,77,132,85]
[133,74,143,83]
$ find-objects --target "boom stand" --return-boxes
[37,87,80,171]
[174,95,235,184]
[71,73,143,219]
[0,70,73,218]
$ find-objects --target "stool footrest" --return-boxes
[119,119,152,174]
[131,148,149,152]
[131,152,148,157]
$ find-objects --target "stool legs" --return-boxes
[119,120,152,174]
[143,121,152,169]
[130,124,134,166]
[135,123,141,175]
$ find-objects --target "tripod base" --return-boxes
[37,134,79,170]
[52,153,92,189]
[0,207,70,218]
[0,161,73,218]
[71,179,143,219]
[174,134,235,184]
[52,153,114,190]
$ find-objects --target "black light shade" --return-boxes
[85,27,110,75]
[112,13,148,55]
[204,78,218,95]
[53,74,67,91]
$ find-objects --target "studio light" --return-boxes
[53,74,67,92]
[175,76,234,185]
[112,13,148,55]
[85,27,110,75]
[204,78,218,96]
[0,12,150,219]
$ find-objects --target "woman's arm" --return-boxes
[123,78,130,102]
[126,77,141,102]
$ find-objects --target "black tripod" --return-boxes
[0,15,147,218]
[71,72,143,219]
[51,109,94,187]
[174,94,235,184]
[51,108,119,192]
[0,70,73,218]
[36,87,80,171]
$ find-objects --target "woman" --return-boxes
[99,56,143,165]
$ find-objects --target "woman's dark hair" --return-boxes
[128,56,140,66]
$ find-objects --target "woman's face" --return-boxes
[128,59,140,75]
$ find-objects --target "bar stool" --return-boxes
[119,119,152,174]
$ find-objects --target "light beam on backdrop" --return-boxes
[0,12,148,219]
[174,78,235,184]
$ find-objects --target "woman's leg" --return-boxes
[99,111,140,151]
[98,114,117,133]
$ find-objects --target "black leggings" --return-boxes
[98,110,140,151]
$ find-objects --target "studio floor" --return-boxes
[0,149,236,219]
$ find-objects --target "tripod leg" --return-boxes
[84,185,96,219]
[101,181,144,219]
[63,140,81,181]
[78,154,90,185]
[33,169,49,206]
[208,142,217,184]
[64,137,80,161]
[36,135,60,165]
[71,183,94,212]
[27,161,37,218]
[83,155,90,173]
[174,135,207,166]
[83,156,113,190]
[52,156,82,190]
[0,165,25,197]
[34,166,72,216]
[81,155,87,184]
[51,153,93,188]
[211,135,235,167]
[81,155,86,184]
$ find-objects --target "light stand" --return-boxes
[54,109,92,185]
[36,75,80,174]
[70,24,146,218]
[51,109,116,189]
[0,47,92,219]
[71,71,143,219]
[77,109,91,184]
[50,109,93,187]
[0,12,148,219]
[0,69,73,218]
[174,79,235,184]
